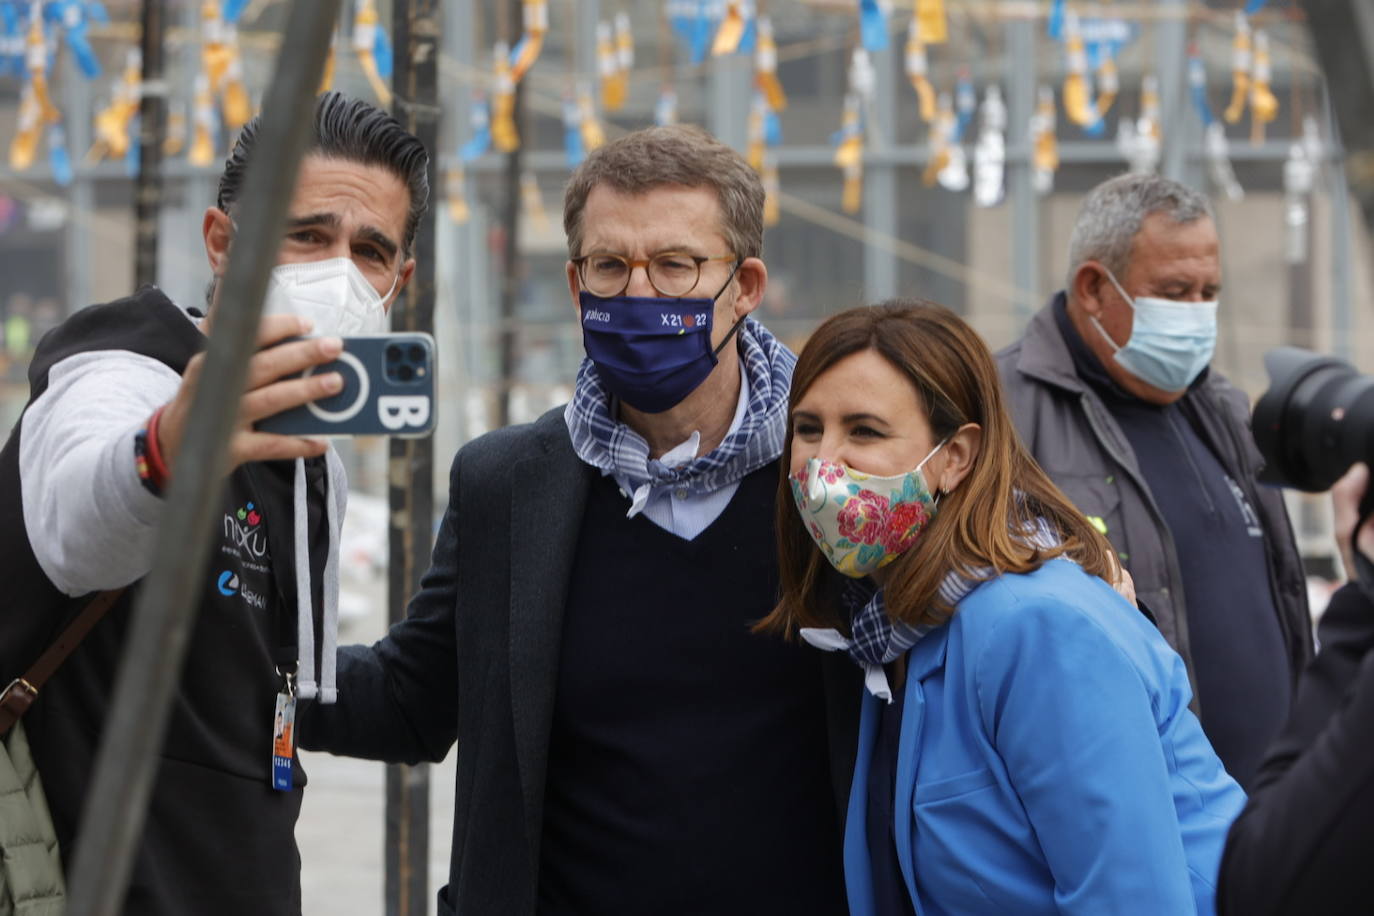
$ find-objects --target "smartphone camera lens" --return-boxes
[386,345,403,362]
[397,364,415,382]
[408,344,425,363]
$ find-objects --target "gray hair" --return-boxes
[1065,173,1213,291]
[562,125,765,261]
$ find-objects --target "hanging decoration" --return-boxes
[1,4,23,80]
[1189,51,1242,201]
[201,1,233,96]
[521,171,550,233]
[1117,73,1160,174]
[221,45,251,131]
[9,82,43,170]
[905,18,935,122]
[319,32,337,94]
[54,0,106,79]
[25,8,60,122]
[47,120,72,185]
[597,20,626,111]
[1248,29,1278,143]
[579,81,606,153]
[1094,57,1118,119]
[163,100,188,158]
[446,163,471,225]
[654,85,679,126]
[459,94,492,161]
[832,91,864,213]
[921,92,951,188]
[754,15,785,111]
[508,0,548,83]
[858,0,887,53]
[953,73,976,142]
[747,92,767,172]
[1030,85,1058,195]
[89,48,141,162]
[1283,138,1315,263]
[1223,13,1251,124]
[491,42,520,152]
[188,71,217,167]
[973,84,1006,208]
[668,0,715,66]
[353,0,393,107]
[1061,11,1096,129]
[711,0,747,57]
[914,0,947,45]
[935,92,969,191]
[761,153,780,227]
[563,95,585,168]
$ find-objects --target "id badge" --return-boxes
[271,689,296,791]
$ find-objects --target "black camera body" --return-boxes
[1252,347,1374,493]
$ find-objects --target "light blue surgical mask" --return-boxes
[1090,268,1218,393]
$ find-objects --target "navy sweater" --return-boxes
[537,463,847,914]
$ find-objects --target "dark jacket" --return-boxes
[298,407,862,916]
[1218,581,1374,914]
[0,289,332,915]
[996,297,1312,702]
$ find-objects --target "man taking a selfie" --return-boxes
[0,92,427,915]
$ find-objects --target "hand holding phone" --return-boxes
[255,333,437,438]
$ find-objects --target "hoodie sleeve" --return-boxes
[19,348,181,596]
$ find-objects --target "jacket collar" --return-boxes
[1014,292,1090,395]
[508,408,595,867]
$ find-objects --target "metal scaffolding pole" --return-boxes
[1006,14,1039,328]
[133,0,168,289]
[386,0,440,913]
[495,0,525,430]
[64,4,340,913]
[863,44,898,303]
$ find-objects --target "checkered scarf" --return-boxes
[564,317,795,499]
[802,515,1063,701]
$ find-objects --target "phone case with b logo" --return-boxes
[256,333,437,438]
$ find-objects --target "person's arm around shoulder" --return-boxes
[972,577,1203,914]
[1218,464,1374,916]
[21,313,347,595]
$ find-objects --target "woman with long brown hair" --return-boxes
[760,301,1244,915]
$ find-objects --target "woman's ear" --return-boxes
[936,423,982,494]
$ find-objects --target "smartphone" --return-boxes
[256,333,436,438]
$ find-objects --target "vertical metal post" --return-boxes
[709,39,751,149]
[133,0,167,289]
[64,5,340,913]
[1007,13,1038,327]
[1325,90,1354,361]
[863,43,898,302]
[59,47,94,312]
[386,0,439,913]
[495,0,525,429]
[1157,0,1196,186]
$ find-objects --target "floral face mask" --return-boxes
[789,441,945,578]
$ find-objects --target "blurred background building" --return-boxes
[3,2,1372,911]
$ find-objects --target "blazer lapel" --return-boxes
[508,416,593,857]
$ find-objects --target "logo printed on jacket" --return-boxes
[222,499,269,566]
[215,569,267,609]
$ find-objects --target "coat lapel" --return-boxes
[508,414,593,858]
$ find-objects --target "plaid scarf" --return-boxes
[564,318,795,506]
[802,516,1063,702]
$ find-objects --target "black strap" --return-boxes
[0,589,124,736]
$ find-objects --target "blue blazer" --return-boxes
[845,559,1246,915]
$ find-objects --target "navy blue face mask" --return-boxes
[578,268,744,414]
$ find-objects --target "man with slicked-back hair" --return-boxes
[0,92,428,915]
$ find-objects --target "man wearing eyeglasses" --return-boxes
[300,125,856,915]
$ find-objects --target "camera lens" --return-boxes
[396,364,415,382]
[408,344,425,363]
[386,345,403,362]
[1253,347,1374,491]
